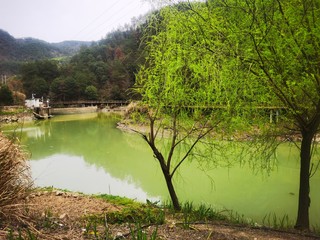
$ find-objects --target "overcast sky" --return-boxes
[0,0,154,43]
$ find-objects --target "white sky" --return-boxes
[0,0,154,43]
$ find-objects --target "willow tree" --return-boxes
[135,4,233,211]
[207,0,320,230]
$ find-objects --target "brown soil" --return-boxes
[1,190,319,240]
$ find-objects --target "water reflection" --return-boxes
[30,154,159,201]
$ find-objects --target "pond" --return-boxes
[2,112,320,228]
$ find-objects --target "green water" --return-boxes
[2,113,320,227]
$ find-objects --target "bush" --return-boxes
[0,133,32,219]
[0,85,14,106]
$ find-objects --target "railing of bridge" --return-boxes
[49,101,285,123]
[50,100,130,107]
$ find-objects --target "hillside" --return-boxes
[0,29,93,74]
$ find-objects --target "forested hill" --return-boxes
[0,29,93,76]
[0,29,92,61]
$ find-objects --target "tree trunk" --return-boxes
[162,169,181,211]
[295,131,313,230]
[147,137,181,211]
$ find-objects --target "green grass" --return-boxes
[130,222,158,240]
[95,193,140,206]
[262,212,294,229]
[6,229,38,240]
[0,106,26,115]
[82,195,164,239]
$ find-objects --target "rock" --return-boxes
[116,232,124,238]
[55,191,64,196]
[72,193,80,198]
[59,213,69,220]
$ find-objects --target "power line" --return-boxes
[72,1,152,42]
[72,0,122,40]
[83,1,137,40]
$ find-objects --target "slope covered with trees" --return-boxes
[17,23,146,101]
[0,29,92,75]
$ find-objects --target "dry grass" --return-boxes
[0,132,32,223]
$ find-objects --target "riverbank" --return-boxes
[51,106,128,115]
[2,188,319,240]
[0,112,33,123]
[0,105,127,123]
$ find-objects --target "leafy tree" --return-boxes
[20,62,38,97]
[135,5,230,211]
[0,85,14,106]
[36,60,60,84]
[31,76,49,98]
[50,77,67,101]
[85,85,98,100]
[20,60,60,98]
[205,0,320,230]
[64,77,80,101]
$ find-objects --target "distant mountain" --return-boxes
[0,29,93,75]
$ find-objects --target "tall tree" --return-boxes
[135,5,231,210]
[209,0,320,230]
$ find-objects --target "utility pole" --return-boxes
[1,75,7,85]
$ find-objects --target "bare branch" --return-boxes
[171,125,214,178]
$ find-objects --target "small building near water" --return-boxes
[25,95,52,119]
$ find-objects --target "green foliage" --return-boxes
[215,0,320,125]
[105,205,165,225]
[135,3,253,211]
[7,228,38,240]
[83,215,113,240]
[66,28,145,101]
[20,60,60,97]
[45,27,147,102]
[211,0,320,230]
[0,85,14,105]
[85,85,99,100]
[93,194,165,225]
[179,202,228,226]
[129,223,158,240]
[95,194,139,206]
[262,212,293,230]
[81,200,163,239]
[40,208,55,229]
[50,77,66,101]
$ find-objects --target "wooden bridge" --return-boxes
[50,100,130,108]
[50,100,284,123]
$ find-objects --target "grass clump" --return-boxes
[94,194,165,225]
[165,201,228,224]
[82,195,164,239]
[130,222,158,240]
[0,133,32,222]
[262,212,294,229]
[96,194,140,206]
[0,132,33,239]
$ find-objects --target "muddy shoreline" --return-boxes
[0,106,128,124]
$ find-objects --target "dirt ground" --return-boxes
[1,190,319,240]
